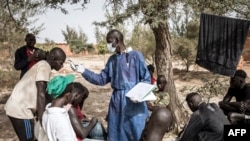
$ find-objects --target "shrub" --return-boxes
[0,70,20,91]
[180,75,229,103]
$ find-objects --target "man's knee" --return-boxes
[88,121,107,140]
[228,112,244,124]
[218,101,225,109]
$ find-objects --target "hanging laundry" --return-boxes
[196,13,250,76]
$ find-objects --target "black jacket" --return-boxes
[14,46,39,79]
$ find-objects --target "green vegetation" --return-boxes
[180,75,230,103]
[62,25,89,54]
[0,70,19,90]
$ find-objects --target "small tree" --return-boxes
[170,6,199,72]
[128,24,155,61]
[173,38,196,72]
[180,75,230,102]
[62,25,88,54]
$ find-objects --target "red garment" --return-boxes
[151,76,156,84]
[75,105,86,141]
[26,48,37,69]
[76,105,86,120]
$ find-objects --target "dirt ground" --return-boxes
[0,54,250,141]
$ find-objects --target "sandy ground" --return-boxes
[0,54,250,141]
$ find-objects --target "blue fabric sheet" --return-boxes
[82,50,150,141]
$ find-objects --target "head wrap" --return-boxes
[47,74,75,98]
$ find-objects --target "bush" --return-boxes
[0,70,20,91]
[180,74,230,103]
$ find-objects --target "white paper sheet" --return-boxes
[126,82,157,102]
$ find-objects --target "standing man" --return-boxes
[71,29,151,141]
[5,47,66,141]
[14,33,46,79]
[177,92,230,141]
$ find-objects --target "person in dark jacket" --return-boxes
[177,92,230,141]
[14,33,46,79]
[219,69,250,124]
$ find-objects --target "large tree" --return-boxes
[140,1,186,130]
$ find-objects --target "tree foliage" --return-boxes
[94,26,108,54]
[128,24,155,62]
[0,0,45,64]
[185,0,250,19]
[180,75,229,103]
[2,0,45,33]
[62,25,89,54]
[173,37,196,72]
[170,5,199,72]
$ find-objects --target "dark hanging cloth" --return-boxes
[196,13,250,77]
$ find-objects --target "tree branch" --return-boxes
[5,0,27,32]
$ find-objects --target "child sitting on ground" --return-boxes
[147,75,170,112]
[68,82,107,140]
[42,74,97,141]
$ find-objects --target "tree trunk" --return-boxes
[186,63,189,72]
[151,23,188,132]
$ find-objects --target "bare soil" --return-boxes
[0,54,250,141]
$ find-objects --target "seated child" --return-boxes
[68,82,107,140]
[147,75,170,112]
[42,74,97,141]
